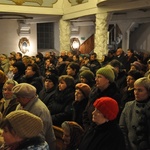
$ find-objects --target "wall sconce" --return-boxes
[70,38,80,51]
[18,37,30,54]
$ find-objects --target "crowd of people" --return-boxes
[0,48,149,150]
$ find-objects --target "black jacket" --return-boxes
[20,75,43,94]
[72,98,88,127]
[50,87,75,126]
[39,86,56,110]
[78,121,126,150]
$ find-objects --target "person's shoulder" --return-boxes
[124,100,136,110]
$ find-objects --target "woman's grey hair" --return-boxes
[3,80,18,100]
[134,77,150,93]
[4,79,18,86]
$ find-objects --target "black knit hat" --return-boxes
[47,66,58,75]
[79,70,95,83]
[45,74,58,85]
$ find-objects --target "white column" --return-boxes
[59,18,71,53]
[94,13,110,60]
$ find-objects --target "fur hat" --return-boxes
[79,70,95,83]
[45,74,58,85]
[12,83,36,98]
[6,110,43,138]
[96,66,115,82]
[75,83,91,98]
[131,61,143,71]
[93,97,119,121]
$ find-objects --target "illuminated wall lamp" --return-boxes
[18,37,30,54]
[70,38,80,51]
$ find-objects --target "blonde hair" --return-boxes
[134,77,150,93]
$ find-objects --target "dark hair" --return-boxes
[67,62,80,74]
[16,52,22,57]
[59,75,75,88]
[0,119,15,135]
[90,52,97,58]
[36,52,44,61]
[26,63,41,76]
[109,59,122,69]
[127,49,134,53]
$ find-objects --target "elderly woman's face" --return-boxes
[3,84,14,100]
[75,89,84,101]
[92,108,108,125]
[134,84,149,101]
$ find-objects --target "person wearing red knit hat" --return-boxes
[78,97,126,150]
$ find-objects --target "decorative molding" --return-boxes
[12,0,43,5]
[0,0,58,7]
[68,0,88,6]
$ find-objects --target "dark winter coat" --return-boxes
[114,53,127,69]
[115,70,127,94]
[2,98,19,118]
[72,98,88,127]
[86,59,101,75]
[20,75,43,94]
[13,73,24,83]
[50,87,75,126]
[126,55,137,72]
[78,121,126,150]
[39,86,56,111]
[36,61,45,77]
[121,87,135,111]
